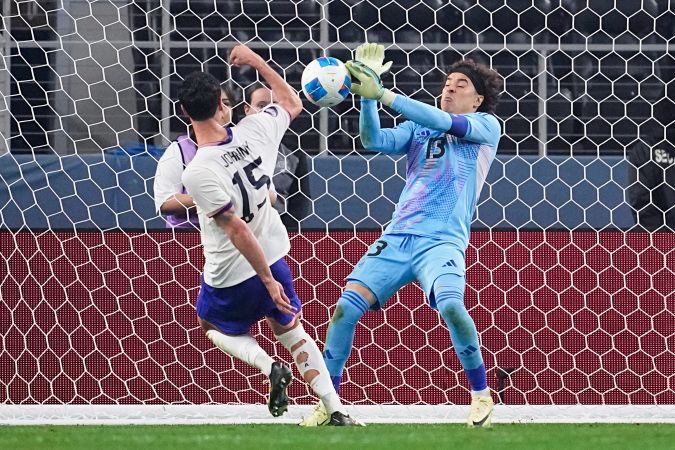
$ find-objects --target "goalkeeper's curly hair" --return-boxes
[447,59,503,115]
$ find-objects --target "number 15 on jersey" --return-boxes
[231,156,270,223]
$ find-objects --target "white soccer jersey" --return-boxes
[153,141,184,212]
[182,105,292,288]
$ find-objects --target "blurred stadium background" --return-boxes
[0,0,673,426]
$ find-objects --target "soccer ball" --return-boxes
[301,57,351,108]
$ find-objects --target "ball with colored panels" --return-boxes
[301,57,351,108]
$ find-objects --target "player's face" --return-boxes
[217,90,232,126]
[245,88,274,115]
[441,73,484,114]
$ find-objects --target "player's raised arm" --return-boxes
[229,45,302,120]
[347,60,456,131]
[348,44,501,144]
[345,45,412,153]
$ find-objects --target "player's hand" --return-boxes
[354,43,392,76]
[229,45,265,70]
[345,60,385,100]
[263,279,297,316]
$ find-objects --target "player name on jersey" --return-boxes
[221,143,252,167]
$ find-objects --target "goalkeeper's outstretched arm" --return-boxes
[359,98,412,154]
[348,43,501,143]
[348,60,461,134]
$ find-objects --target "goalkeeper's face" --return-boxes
[441,73,485,115]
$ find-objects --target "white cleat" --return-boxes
[467,394,494,428]
[298,401,330,427]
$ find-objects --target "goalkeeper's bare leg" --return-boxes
[268,316,362,426]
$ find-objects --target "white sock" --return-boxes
[472,388,491,398]
[276,324,343,415]
[205,330,274,376]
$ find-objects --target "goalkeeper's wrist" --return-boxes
[378,89,396,107]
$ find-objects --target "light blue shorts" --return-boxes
[347,233,465,310]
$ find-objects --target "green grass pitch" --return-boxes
[1,424,673,450]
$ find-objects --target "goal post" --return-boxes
[0,0,673,424]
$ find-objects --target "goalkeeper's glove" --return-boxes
[345,60,396,107]
[354,43,392,76]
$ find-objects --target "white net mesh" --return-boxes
[0,0,673,421]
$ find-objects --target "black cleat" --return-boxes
[268,362,292,417]
[326,411,364,426]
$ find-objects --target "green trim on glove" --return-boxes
[345,60,385,100]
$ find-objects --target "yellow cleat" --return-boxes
[467,394,494,428]
[298,401,330,427]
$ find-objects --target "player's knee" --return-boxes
[198,317,218,333]
[332,290,369,325]
[267,315,300,336]
[434,274,467,322]
[435,289,466,324]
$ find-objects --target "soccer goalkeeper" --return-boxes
[301,44,502,427]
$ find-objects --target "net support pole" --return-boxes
[54,0,75,155]
[537,50,548,157]
[159,1,171,148]
[0,0,11,155]
[318,0,329,154]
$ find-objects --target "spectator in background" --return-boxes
[628,127,675,231]
[153,85,236,229]
[244,83,311,231]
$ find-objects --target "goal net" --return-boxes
[0,0,673,424]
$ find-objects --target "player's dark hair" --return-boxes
[178,71,221,121]
[220,82,239,122]
[447,59,503,114]
[220,83,236,106]
[244,82,270,104]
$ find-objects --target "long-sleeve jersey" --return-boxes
[359,97,501,250]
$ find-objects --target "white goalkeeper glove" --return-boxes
[349,44,396,107]
[354,43,392,76]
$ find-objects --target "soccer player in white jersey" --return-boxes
[180,44,358,425]
[154,86,234,229]
[300,44,503,427]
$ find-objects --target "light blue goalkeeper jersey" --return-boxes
[360,97,501,250]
